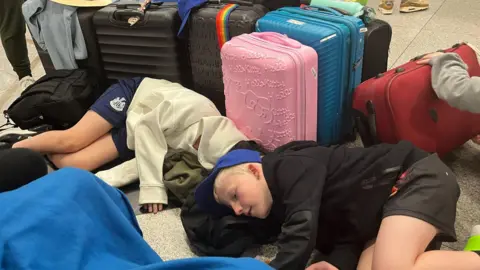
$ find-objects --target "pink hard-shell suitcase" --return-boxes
[221,32,318,150]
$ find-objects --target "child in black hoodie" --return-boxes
[195,140,480,270]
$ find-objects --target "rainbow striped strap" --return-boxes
[216,4,239,49]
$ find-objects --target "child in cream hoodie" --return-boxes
[14,77,247,213]
[95,78,248,213]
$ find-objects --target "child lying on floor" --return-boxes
[194,140,480,270]
[13,77,248,213]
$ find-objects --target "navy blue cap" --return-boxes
[195,149,262,216]
[150,0,206,36]
[177,0,207,36]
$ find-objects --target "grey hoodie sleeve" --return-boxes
[429,53,480,113]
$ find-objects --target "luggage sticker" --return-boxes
[286,19,305,25]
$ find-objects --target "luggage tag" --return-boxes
[128,16,141,26]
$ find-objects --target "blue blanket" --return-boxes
[0,168,271,270]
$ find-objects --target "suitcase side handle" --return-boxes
[113,8,145,22]
[300,5,344,16]
[250,32,302,48]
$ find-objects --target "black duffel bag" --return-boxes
[5,69,99,130]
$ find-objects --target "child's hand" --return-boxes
[417,52,445,65]
[138,0,151,12]
[142,203,164,214]
[305,261,339,270]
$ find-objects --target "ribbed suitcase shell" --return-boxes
[256,10,348,145]
[188,3,268,115]
[93,3,192,87]
[222,32,318,150]
[279,6,366,140]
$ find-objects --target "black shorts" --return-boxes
[383,154,460,242]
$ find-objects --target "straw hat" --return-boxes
[50,0,117,7]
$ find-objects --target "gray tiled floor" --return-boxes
[0,0,479,260]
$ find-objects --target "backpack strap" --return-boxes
[216,3,239,49]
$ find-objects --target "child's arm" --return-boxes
[269,158,327,270]
[419,52,480,113]
[132,107,170,213]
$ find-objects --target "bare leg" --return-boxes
[357,215,480,270]
[13,111,113,154]
[49,133,119,171]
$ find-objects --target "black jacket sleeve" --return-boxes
[268,158,327,270]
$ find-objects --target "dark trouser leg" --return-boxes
[0,148,48,192]
[0,0,31,80]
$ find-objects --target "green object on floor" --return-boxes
[464,235,480,251]
[310,0,366,17]
[343,0,368,6]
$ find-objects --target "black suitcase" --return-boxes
[93,2,193,88]
[361,19,392,82]
[261,0,301,10]
[188,1,268,115]
[33,7,106,97]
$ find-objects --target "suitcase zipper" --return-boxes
[385,66,423,141]
[236,35,308,140]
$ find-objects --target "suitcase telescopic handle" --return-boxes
[300,5,344,16]
[251,32,302,48]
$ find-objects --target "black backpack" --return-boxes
[180,191,280,257]
[5,69,99,130]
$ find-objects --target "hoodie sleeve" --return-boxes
[430,53,480,113]
[133,105,172,206]
[269,157,327,270]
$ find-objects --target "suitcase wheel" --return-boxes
[395,67,405,73]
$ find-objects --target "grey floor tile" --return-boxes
[137,209,197,261]
[393,29,480,66]
[367,0,446,27]
[387,23,424,67]
[0,72,17,94]
[366,0,447,67]
[422,0,480,37]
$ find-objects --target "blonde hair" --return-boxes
[213,164,251,191]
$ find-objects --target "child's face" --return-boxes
[214,164,273,219]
